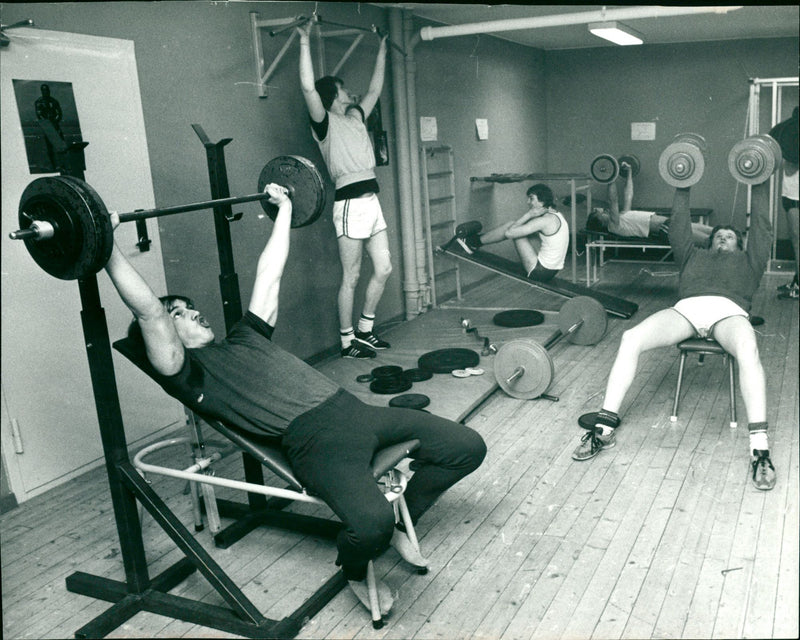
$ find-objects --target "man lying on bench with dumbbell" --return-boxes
[587,160,713,246]
[103,183,487,615]
[574,148,776,491]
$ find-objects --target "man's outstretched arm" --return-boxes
[247,185,293,326]
[297,21,326,123]
[104,215,184,375]
[358,35,387,119]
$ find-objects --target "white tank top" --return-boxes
[537,209,570,270]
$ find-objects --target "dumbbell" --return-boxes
[728,134,782,185]
[590,154,641,183]
[659,133,707,187]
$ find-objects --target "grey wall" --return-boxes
[1,1,549,358]
[544,37,799,232]
[2,2,796,361]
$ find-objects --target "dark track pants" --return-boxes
[282,389,486,580]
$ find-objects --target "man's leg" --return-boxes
[511,236,539,276]
[355,230,393,350]
[573,308,694,461]
[713,316,766,422]
[479,220,516,245]
[337,236,374,358]
[712,315,775,490]
[602,308,695,413]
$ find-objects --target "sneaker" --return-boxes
[776,279,798,293]
[456,235,482,255]
[751,452,776,490]
[353,330,390,350]
[778,286,799,300]
[572,428,616,461]
[341,342,376,359]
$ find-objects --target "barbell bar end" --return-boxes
[506,366,525,385]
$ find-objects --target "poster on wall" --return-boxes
[12,79,85,173]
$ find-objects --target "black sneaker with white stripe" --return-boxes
[353,330,390,350]
[341,342,376,359]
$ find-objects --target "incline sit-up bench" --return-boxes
[439,243,639,319]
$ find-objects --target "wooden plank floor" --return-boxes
[2,260,797,640]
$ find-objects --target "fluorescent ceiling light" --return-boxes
[588,21,643,46]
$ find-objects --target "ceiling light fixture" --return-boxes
[588,21,643,46]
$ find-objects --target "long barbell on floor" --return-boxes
[658,132,707,188]
[494,296,608,400]
[8,155,326,280]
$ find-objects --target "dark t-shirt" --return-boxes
[154,312,341,438]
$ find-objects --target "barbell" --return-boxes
[492,296,608,400]
[9,155,326,281]
[590,153,641,183]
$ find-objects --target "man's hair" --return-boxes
[315,76,343,111]
[586,209,608,232]
[127,295,194,343]
[526,183,555,208]
[707,225,744,250]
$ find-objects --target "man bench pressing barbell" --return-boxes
[103,182,486,615]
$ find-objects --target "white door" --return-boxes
[1,28,185,501]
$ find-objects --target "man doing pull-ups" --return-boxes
[298,20,392,359]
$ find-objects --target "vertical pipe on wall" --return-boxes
[389,8,421,319]
[403,9,430,310]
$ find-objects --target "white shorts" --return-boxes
[332,193,387,239]
[673,296,748,338]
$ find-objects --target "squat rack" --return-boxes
[58,126,353,639]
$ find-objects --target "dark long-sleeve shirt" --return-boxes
[669,188,771,312]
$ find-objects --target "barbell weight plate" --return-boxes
[257,155,326,228]
[369,376,413,395]
[590,154,619,183]
[727,134,782,185]
[492,309,545,327]
[658,139,705,188]
[558,296,608,345]
[17,176,113,280]
[494,340,554,400]
[674,132,707,153]
[371,365,404,380]
[402,368,433,383]
[418,348,480,374]
[617,154,641,178]
[389,393,431,410]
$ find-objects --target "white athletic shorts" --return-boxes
[673,295,748,338]
[332,193,387,239]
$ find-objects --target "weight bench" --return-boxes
[583,229,673,286]
[439,243,638,319]
[113,337,424,631]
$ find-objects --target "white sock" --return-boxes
[358,313,374,334]
[340,328,354,349]
[748,422,769,454]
